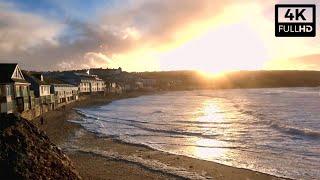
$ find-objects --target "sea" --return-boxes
[72,87,320,179]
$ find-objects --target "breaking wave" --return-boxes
[271,123,320,139]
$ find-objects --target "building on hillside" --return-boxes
[106,81,124,94]
[88,67,122,77]
[52,72,105,94]
[141,79,157,89]
[88,67,144,93]
[0,63,31,114]
[44,77,79,108]
[135,81,144,89]
[23,72,55,110]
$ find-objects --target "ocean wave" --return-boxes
[146,142,244,149]
[152,110,164,114]
[74,109,100,120]
[75,111,219,139]
[75,109,223,136]
[196,94,228,100]
[271,123,320,139]
[75,109,150,124]
[266,89,318,95]
[196,94,217,98]
[173,120,226,125]
[114,121,219,139]
[75,148,212,180]
[128,134,188,138]
[262,92,281,95]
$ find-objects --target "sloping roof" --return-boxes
[44,77,69,85]
[45,77,77,88]
[0,63,28,84]
[74,73,100,80]
[22,71,48,85]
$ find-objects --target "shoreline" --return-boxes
[33,91,286,180]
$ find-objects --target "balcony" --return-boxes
[40,94,55,105]
[46,94,55,103]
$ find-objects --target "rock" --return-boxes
[0,114,81,180]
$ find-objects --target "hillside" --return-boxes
[136,70,320,89]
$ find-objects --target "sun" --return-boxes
[196,69,227,79]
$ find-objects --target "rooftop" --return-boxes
[0,63,28,84]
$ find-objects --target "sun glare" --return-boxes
[158,21,268,73]
[196,70,227,80]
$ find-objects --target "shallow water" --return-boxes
[73,87,320,179]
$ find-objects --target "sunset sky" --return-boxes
[0,0,320,72]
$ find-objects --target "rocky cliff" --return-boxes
[0,114,81,179]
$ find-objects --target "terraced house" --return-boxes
[23,72,55,110]
[45,77,79,107]
[53,72,105,94]
[0,63,31,114]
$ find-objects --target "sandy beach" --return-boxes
[32,91,285,180]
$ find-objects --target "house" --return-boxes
[108,82,123,94]
[135,81,144,89]
[0,63,31,114]
[74,73,105,93]
[88,67,142,93]
[51,84,78,106]
[141,79,157,89]
[23,72,55,110]
[88,67,122,77]
[43,77,78,107]
[50,72,105,94]
[52,84,78,107]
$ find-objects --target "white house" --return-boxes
[23,72,55,109]
[51,84,79,106]
[56,72,105,94]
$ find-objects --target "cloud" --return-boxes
[99,0,230,46]
[0,0,232,71]
[83,52,116,68]
[0,3,63,52]
[2,0,319,72]
[266,54,320,70]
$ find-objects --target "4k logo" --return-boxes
[275,4,316,37]
[285,9,306,20]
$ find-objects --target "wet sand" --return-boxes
[33,91,285,180]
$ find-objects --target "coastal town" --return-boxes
[2,0,320,179]
[0,63,158,120]
[3,63,320,121]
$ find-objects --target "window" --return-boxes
[22,86,27,96]
[6,86,12,96]
[15,85,20,97]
